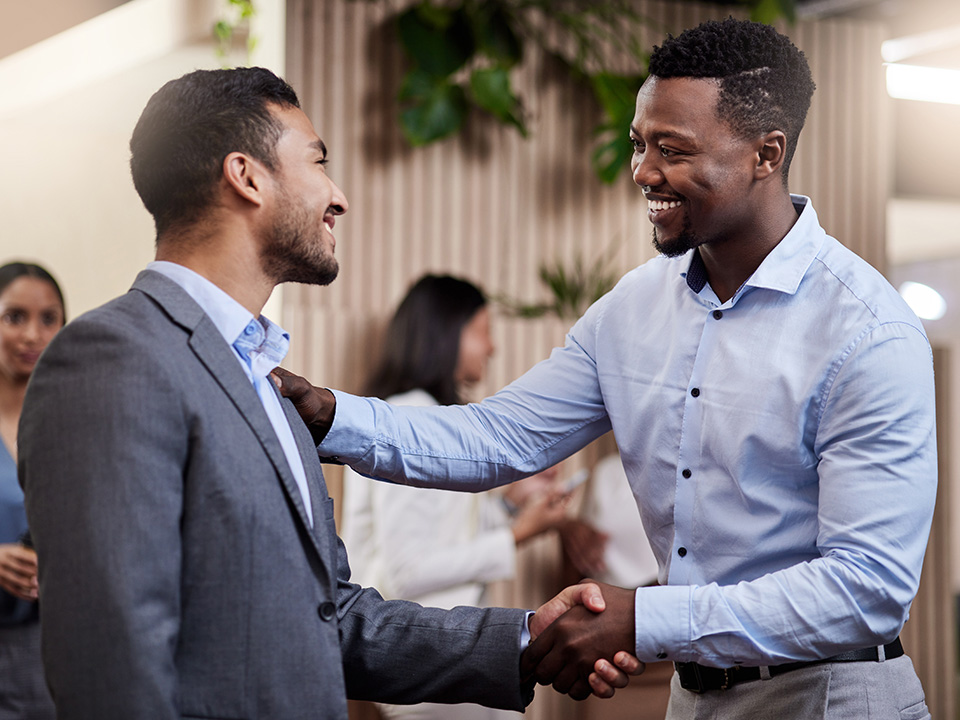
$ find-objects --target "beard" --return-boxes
[651,215,700,258]
[260,189,339,287]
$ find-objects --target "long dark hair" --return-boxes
[366,275,486,406]
[0,262,65,320]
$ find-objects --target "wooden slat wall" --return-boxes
[281,3,955,719]
[901,346,956,720]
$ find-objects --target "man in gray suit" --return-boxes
[17,67,630,719]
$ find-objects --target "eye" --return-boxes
[630,137,644,153]
[41,311,62,327]
[659,146,676,157]
[1,310,25,326]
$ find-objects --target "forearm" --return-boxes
[323,339,613,489]
[339,584,532,709]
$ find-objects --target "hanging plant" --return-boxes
[352,0,795,182]
[214,0,258,66]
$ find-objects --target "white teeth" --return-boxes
[648,200,681,211]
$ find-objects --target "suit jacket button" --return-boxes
[318,602,336,621]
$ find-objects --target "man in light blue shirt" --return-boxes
[279,19,935,719]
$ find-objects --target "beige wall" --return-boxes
[0,0,287,319]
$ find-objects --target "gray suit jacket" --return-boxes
[19,271,531,720]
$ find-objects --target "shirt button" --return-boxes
[678,547,687,557]
[656,651,667,659]
[318,602,336,621]
[690,388,700,398]
[682,468,692,479]
[713,310,723,320]
[244,323,257,335]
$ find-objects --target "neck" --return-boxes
[155,224,274,316]
[699,192,799,303]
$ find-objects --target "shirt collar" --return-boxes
[146,261,290,373]
[681,195,825,298]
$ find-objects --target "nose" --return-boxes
[329,179,349,215]
[631,151,664,189]
[22,318,42,344]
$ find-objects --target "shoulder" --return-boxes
[813,237,925,334]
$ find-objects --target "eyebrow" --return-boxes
[310,139,328,159]
[629,125,695,144]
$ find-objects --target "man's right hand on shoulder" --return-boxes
[271,367,337,444]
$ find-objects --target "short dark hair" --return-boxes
[366,275,487,406]
[0,262,66,319]
[648,18,815,180]
[129,67,301,236]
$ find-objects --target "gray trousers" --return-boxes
[666,655,930,720]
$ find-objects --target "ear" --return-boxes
[754,131,787,181]
[221,151,268,207]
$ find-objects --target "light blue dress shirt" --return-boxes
[148,262,312,527]
[321,197,937,667]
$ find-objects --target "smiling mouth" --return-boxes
[648,199,681,211]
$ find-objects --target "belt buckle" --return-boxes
[676,662,733,693]
[676,662,705,693]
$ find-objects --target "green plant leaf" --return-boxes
[589,72,643,183]
[397,4,474,76]
[214,20,232,43]
[469,67,526,135]
[470,2,523,67]
[399,72,468,145]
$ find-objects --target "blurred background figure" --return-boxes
[340,274,602,720]
[0,262,65,720]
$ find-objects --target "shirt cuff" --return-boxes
[321,390,377,461]
[634,584,693,663]
[521,610,534,649]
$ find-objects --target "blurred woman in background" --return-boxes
[0,262,65,719]
[341,274,589,720]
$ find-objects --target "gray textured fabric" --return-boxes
[19,270,531,720]
[665,655,929,719]
[0,622,55,720]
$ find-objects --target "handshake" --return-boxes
[525,581,644,700]
[271,368,646,700]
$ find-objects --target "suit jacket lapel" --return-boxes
[131,271,325,562]
[279,390,336,570]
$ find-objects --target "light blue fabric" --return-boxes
[322,197,937,668]
[148,261,312,526]
[0,443,33,625]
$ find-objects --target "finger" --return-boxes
[588,671,616,699]
[577,582,605,614]
[613,651,645,675]
[549,663,581,695]
[593,658,629,689]
[567,677,594,701]
[8,548,38,570]
[520,633,554,679]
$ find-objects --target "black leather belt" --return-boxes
[675,636,904,693]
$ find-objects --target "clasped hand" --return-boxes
[527,580,642,700]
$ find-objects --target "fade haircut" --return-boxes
[648,18,815,182]
[130,67,301,236]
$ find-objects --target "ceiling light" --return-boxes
[899,281,947,321]
[885,64,960,106]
